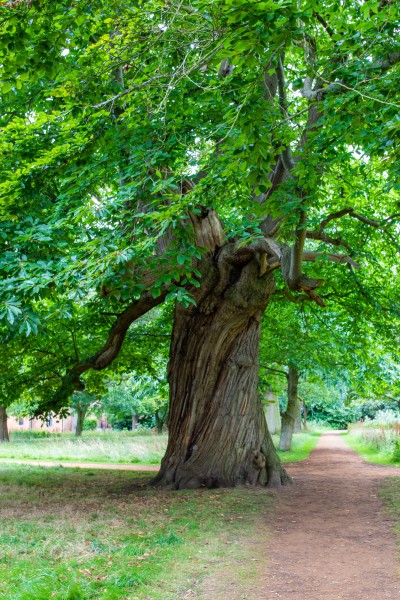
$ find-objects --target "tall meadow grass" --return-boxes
[347,410,400,464]
[0,430,168,464]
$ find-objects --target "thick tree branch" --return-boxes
[302,51,400,105]
[301,78,338,100]
[43,290,168,415]
[261,365,288,379]
[306,230,353,253]
[302,250,360,269]
[318,208,354,230]
[280,209,327,296]
[318,207,400,232]
[276,55,295,173]
[313,11,334,37]
[289,209,307,284]
[275,288,315,304]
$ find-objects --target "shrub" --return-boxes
[83,417,98,431]
[308,402,357,429]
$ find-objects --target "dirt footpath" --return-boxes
[266,431,400,600]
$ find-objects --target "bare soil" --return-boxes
[197,431,400,599]
[266,431,400,599]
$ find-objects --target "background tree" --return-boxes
[102,371,169,433]
[260,281,400,448]
[71,391,100,437]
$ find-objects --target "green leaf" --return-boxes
[2,81,12,93]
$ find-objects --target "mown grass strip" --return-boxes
[379,478,400,561]
[274,430,321,463]
[0,431,168,465]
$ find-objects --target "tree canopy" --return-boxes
[1,0,399,486]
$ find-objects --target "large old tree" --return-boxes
[1,0,399,486]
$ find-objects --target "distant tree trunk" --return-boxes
[0,405,9,442]
[154,409,166,434]
[265,391,281,435]
[131,414,138,430]
[75,406,87,437]
[294,399,302,433]
[301,399,308,429]
[154,256,291,490]
[279,366,300,451]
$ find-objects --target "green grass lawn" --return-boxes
[0,429,321,466]
[0,465,274,600]
[0,429,321,598]
[344,428,400,467]
[341,432,400,571]
[379,478,400,556]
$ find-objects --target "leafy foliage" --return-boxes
[102,371,168,432]
[0,0,399,417]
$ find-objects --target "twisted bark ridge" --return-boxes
[154,244,291,489]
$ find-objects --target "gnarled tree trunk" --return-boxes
[0,405,9,442]
[279,366,300,451]
[154,255,291,489]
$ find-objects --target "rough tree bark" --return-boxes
[279,366,300,451]
[0,405,9,442]
[154,250,291,489]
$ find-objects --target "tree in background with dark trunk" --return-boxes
[71,392,100,438]
[279,367,301,452]
[0,406,9,442]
